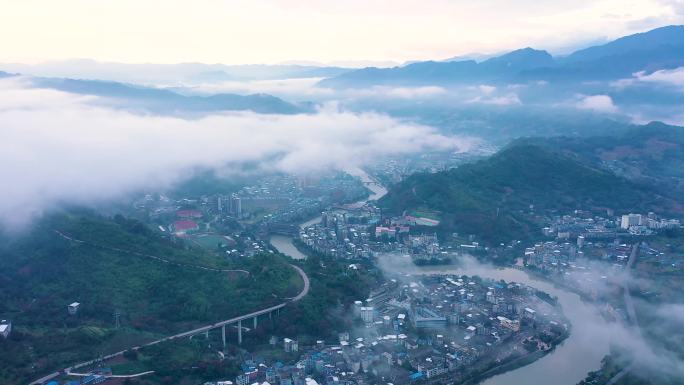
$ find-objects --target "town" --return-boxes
[206,274,567,385]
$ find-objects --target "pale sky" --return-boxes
[0,0,683,65]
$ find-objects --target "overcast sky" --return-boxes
[1,0,683,65]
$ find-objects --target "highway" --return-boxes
[29,236,310,385]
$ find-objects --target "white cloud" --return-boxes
[181,77,335,99]
[348,85,447,100]
[612,67,684,91]
[477,85,497,95]
[575,94,619,113]
[1,0,681,64]
[0,78,477,229]
[636,67,684,88]
[464,84,522,106]
[181,80,446,102]
[468,94,522,106]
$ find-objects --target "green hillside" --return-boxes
[517,122,684,194]
[380,144,681,244]
[0,212,300,385]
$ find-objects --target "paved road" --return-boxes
[29,234,310,385]
[606,243,640,385]
[623,243,640,329]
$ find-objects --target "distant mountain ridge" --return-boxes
[30,76,306,114]
[563,25,684,63]
[0,60,352,83]
[320,25,684,87]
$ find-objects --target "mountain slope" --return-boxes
[0,212,299,384]
[379,144,681,244]
[319,48,553,88]
[480,47,555,71]
[517,122,684,193]
[32,77,305,114]
[564,25,684,63]
[320,25,684,87]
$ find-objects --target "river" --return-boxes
[270,169,609,385]
[377,255,611,385]
[270,168,387,260]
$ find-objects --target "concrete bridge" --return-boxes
[361,180,382,186]
[29,264,310,385]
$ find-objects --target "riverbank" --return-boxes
[462,327,571,385]
[375,254,611,385]
[269,170,608,385]
[277,241,575,385]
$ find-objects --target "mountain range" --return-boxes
[320,25,684,88]
[0,60,351,84]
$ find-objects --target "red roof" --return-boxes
[177,209,202,218]
[173,220,199,231]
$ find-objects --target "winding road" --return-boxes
[29,234,310,385]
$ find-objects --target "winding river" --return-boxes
[270,169,611,385]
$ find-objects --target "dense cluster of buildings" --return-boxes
[619,212,680,234]
[128,172,371,259]
[525,210,682,305]
[298,206,452,264]
[221,274,565,385]
[540,211,680,241]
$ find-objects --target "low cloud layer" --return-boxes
[615,67,684,90]
[576,94,619,113]
[636,67,684,90]
[0,78,476,230]
[182,79,447,102]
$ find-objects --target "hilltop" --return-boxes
[516,122,684,194]
[379,144,681,244]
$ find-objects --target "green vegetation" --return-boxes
[65,239,380,385]
[518,122,684,195]
[0,211,301,385]
[191,234,234,250]
[380,143,680,245]
[277,240,379,339]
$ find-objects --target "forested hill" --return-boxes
[514,122,684,195]
[0,211,300,385]
[379,144,682,244]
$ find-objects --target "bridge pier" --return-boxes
[238,320,242,345]
[222,325,226,349]
[205,330,209,339]
[253,316,257,329]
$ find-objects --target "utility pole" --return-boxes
[114,310,121,329]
